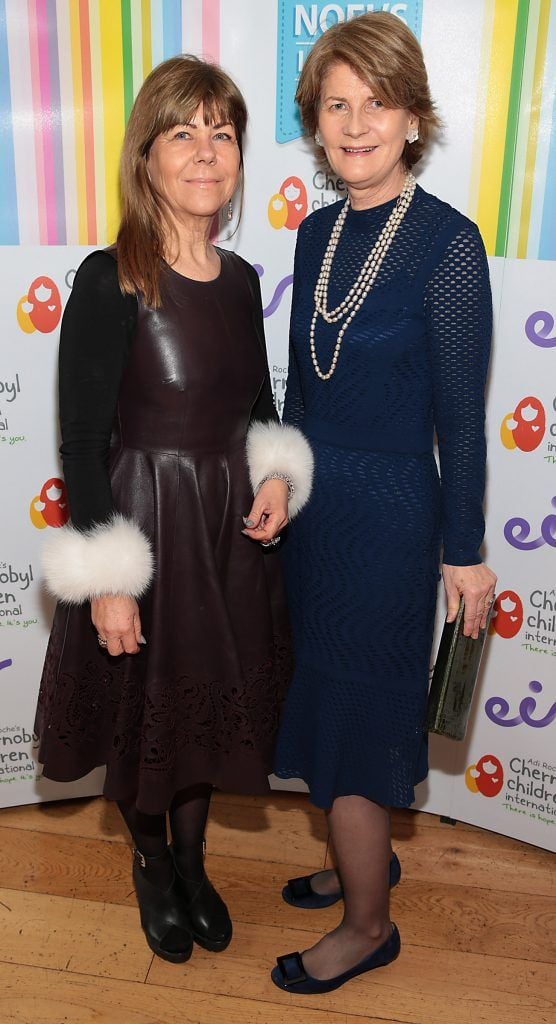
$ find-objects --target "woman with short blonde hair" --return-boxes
[272,12,496,994]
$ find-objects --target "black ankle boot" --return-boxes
[132,848,193,963]
[172,841,232,952]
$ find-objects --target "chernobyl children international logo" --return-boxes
[276,2,424,143]
[0,372,23,443]
[500,396,546,451]
[465,754,504,797]
[490,587,556,658]
[500,393,556,466]
[490,590,524,639]
[30,478,69,529]
[0,562,36,628]
[268,176,308,229]
[465,752,556,827]
[0,724,41,785]
[16,276,62,334]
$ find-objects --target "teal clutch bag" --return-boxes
[426,597,495,740]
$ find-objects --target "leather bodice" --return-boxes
[115,250,266,455]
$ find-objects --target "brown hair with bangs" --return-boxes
[117,55,247,307]
[296,12,440,170]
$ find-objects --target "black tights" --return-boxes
[117,782,212,888]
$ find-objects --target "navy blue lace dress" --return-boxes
[274,185,492,809]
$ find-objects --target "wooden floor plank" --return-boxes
[392,807,480,832]
[328,826,556,897]
[147,919,556,1024]
[0,827,135,905]
[0,793,538,858]
[221,859,556,963]
[0,790,468,841]
[1,825,554,965]
[0,793,329,867]
[1,895,553,1024]
[0,825,324,911]
[0,887,151,983]
[389,878,556,963]
[0,794,554,1024]
[206,797,328,866]
[0,962,402,1024]
[0,796,128,844]
[217,792,483,834]
[211,789,322,814]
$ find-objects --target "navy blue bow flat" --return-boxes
[270,923,401,994]
[282,851,401,909]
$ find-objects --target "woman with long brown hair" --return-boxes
[36,55,312,965]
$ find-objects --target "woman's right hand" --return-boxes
[442,562,497,639]
[91,595,143,656]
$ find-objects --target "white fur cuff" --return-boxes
[246,421,314,518]
[41,514,154,604]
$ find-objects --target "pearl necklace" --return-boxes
[310,173,416,381]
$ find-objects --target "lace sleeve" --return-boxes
[425,221,492,565]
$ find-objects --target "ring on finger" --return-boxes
[97,635,108,648]
[261,536,281,548]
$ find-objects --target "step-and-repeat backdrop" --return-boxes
[0,0,554,851]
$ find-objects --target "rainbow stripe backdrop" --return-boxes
[0,0,555,257]
[469,0,556,259]
[0,0,220,245]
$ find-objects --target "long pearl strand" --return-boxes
[310,172,416,381]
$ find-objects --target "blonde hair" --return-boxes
[296,12,440,169]
[117,55,247,307]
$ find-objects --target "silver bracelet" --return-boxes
[257,472,295,500]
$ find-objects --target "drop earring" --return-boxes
[227,199,233,221]
[406,125,419,144]
[314,131,322,146]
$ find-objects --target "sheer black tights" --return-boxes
[117,784,213,956]
[117,782,213,888]
[117,796,172,887]
[169,783,212,883]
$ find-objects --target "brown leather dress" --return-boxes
[36,251,292,814]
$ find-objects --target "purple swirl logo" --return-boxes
[253,264,294,319]
[525,311,556,348]
[504,496,556,550]
[485,680,556,729]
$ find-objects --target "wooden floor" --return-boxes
[0,791,554,1024]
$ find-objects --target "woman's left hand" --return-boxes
[442,562,498,639]
[242,479,289,545]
